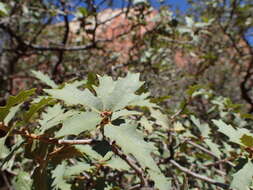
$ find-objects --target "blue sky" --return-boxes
[94,0,189,12]
[49,0,189,14]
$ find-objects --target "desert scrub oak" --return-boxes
[1,71,253,190]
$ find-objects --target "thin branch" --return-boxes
[58,139,94,145]
[0,23,106,52]
[187,140,218,158]
[169,159,230,189]
[218,18,253,112]
[0,123,95,146]
[127,184,141,190]
[240,34,253,112]
[203,158,234,167]
[186,139,234,167]
[1,171,13,190]
[30,17,53,44]
[0,141,25,169]
[26,42,98,51]
[53,1,70,76]
[111,142,149,187]
[170,97,190,121]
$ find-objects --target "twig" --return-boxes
[170,97,190,121]
[203,158,234,167]
[127,184,141,190]
[240,34,253,112]
[58,139,94,145]
[26,42,98,51]
[169,160,230,189]
[0,23,106,52]
[1,171,13,190]
[111,142,149,187]
[186,139,234,167]
[0,141,25,169]
[53,1,70,76]
[0,124,95,146]
[187,140,218,158]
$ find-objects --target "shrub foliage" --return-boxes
[1,71,253,190]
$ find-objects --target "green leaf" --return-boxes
[111,109,141,120]
[139,116,154,133]
[75,145,103,160]
[31,70,58,88]
[185,16,194,27]
[241,135,253,147]
[186,85,207,96]
[94,73,145,111]
[104,184,114,190]
[212,119,239,143]
[4,103,22,125]
[150,96,171,104]
[0,2,8,16]
[191,115,210,137]
[173,121,185,132]
[93,75,115,107]
[104,123,157,170]
[240,113,253,120]
[0,89,35,121]
[128,92,157,109]
[133,0,148,5]
[212,119,251,145]
[0,137,9,159]
[77,7,89,17]
[1,140,24,169]
[52,163,71,190]
[52,162,92,190]
[64,162,92,177]
[85,72,97,88]
[45,73,156,112]
[148,170,172,190]
[12,171,32,190]
[205,139,222,158]
[55,111,102,137]
[231,160,253,190]
[23,98,53,123]
[104,123,170,189]
[150,108,169,129]
[38,103,76,134]
[104,154,130,171]
[44,82,102,112]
